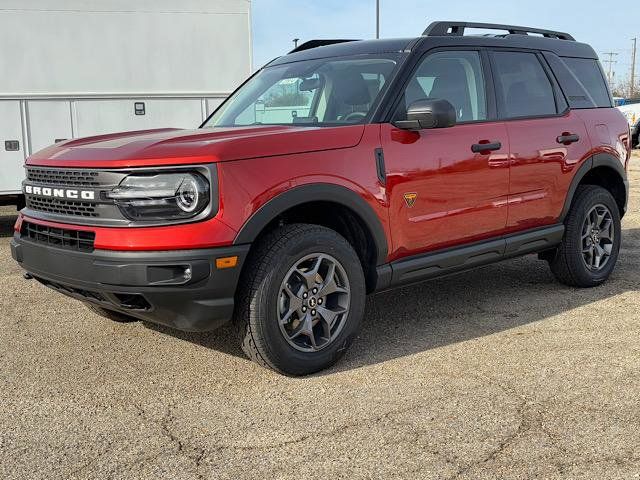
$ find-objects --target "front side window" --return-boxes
[492,51,558,118]
[203,55,400,128]
[395,50,487,122]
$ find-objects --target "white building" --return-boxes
[0,0,252,200]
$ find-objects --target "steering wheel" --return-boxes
[342,112,367,123]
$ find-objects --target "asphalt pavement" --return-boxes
[1,155,639,479]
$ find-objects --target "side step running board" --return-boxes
[382,224,564,289]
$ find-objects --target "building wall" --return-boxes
[0,0,252,195]
[0,0,252,95]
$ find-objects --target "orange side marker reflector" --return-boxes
[216,256,238,269]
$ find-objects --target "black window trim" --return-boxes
[379,46,498,126]
[488,48,571,122]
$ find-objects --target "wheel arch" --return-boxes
[233,183,389,292]
[560,153,628,221]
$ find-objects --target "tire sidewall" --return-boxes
[567,187,621,285]
[252,228,365,375]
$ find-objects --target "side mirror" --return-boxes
[393,99,456,131]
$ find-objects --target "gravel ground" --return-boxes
[1,154,639,480]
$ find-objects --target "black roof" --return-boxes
[268,22,597,67]
[269,38,417,66]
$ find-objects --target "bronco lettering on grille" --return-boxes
[24,184,95,200]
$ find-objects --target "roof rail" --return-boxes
[423,21,575,41]
[289,39,359,54]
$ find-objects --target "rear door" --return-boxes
[489,50,591,232]
[382,49,510,257]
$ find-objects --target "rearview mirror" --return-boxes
[393,99,456,131]
[299,77,320,91]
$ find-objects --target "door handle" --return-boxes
[556,133,580,145]
[471,141,502,154]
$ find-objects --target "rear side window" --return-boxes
[561,57,612,108]
[491,51,558,118]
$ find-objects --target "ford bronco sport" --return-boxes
[11,22,631,375]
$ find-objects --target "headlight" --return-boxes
[107,172,210,221]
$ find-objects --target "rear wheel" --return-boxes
[549,185,621,287]
[86,304,139,323]
[234,224,366,376]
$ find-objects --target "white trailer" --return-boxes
[0,0,252,204]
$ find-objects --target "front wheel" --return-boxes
[234,224,366,376]
[549,185,621,287]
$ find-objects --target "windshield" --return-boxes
[203,54,401,128]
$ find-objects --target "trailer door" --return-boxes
[0,101,25,194]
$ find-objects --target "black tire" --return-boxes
[549,185,621,287]
[86,304,139,323]
[234,224,366,376]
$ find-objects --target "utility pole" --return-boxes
[376,0,380,39]
[602,51,618,89]
[631,38,637,98]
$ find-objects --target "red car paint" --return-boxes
[27,125,365,167]
[20,109,629,260]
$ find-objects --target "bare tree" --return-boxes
[613,77,640,99]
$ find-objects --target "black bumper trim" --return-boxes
[11,234,250,332]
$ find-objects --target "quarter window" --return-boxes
[562,57,612,108]
[396,51,487,122]
[492,51,558,118]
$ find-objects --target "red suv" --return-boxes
[12,22,631,375]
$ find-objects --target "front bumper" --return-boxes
[11,234,250,332]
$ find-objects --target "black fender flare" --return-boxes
[559,153,628,221]
[233,183,389,266]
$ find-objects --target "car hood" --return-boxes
[27,125,366,168]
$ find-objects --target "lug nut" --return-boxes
[318,298,323,305]
[303,292,308,299]
[311,309,316,316]
[312,288,318,294]
[302,306,307,312]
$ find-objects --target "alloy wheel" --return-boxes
[581,204,614,271]
[277,253,351,352]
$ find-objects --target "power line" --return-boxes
[630,38,637,98]
[375,0,380,39]
[602,51,619,87]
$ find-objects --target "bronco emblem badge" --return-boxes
[403,192,418,208]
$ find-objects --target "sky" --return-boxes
[252,0,639,87]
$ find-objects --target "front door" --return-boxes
[382,50,510,259]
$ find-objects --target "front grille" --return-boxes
[23,166,128,224]
[25,196,98,217]
[21,221,95,252]
[26,167,100,187]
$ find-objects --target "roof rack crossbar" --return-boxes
[423,21,575,41]
[289,39,359,54]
